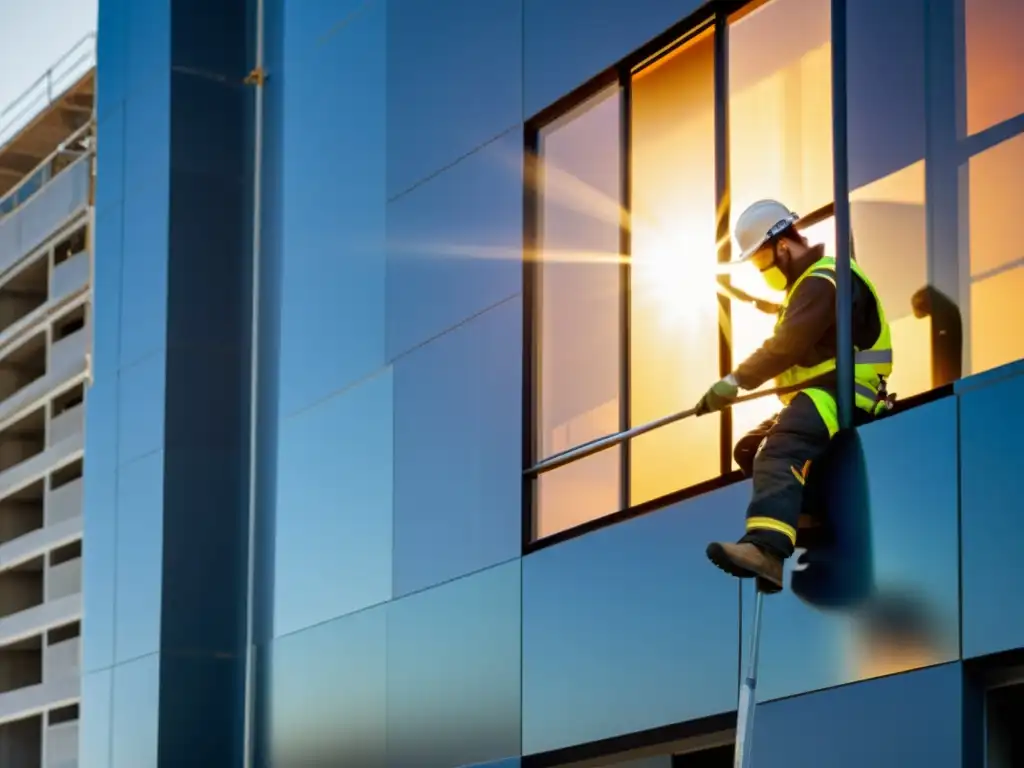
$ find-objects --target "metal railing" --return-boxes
[525,386,798,477]
[0,33,96,151]
[0,120,94,221]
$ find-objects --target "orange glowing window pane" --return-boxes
[850,161,931,399]
[728,0,833,463]
[629,29,719,505]
[967,131,1024,377]
[534,86,623,539]
[965,0,1024,137]
[970,267,1024,376]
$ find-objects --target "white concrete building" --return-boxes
[0,35,95,768]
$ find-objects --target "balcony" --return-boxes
[48,251,88,305]
[48,403,82,449]
[0,593,81,649]
[0,673,78,727]
[0,155,90,280]
[46,551,81,604]
[45,478,81,528]
[46,718,76,768]
[43,636,78,685]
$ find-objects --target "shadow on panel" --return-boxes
[740,398,960,702]
[522,484,744,756]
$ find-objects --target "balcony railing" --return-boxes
[0,121,93,230]
[0,34,96,152]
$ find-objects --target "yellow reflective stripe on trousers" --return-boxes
[746,516,797,546]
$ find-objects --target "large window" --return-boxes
[526,0,1024,543]
[960,0,1024,376]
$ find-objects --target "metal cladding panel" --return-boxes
[522,482,745,755]
[741,398,960,702]
[751,662,964,767]
[960,367,1024,658]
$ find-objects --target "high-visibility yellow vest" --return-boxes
[774,256,893,413]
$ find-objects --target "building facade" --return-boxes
[0,35,96,768]
[83,0,1024,766]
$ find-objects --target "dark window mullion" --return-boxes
[521,126,541,549]
[618,73,633,512]
[714,11,734,476]
[831,0,855,430]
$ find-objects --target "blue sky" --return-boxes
[0,0,98,115]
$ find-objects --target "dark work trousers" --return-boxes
[737,392,833,560]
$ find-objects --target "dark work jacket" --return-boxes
[733,245,883,391]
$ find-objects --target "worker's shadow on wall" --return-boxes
[791,429,875,611]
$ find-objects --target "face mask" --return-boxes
[762,265,788,292]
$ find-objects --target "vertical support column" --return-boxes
[86,0,256,764]
[924,0,966,387]
[618,71,632,510]
[714,10,733,475]
[831,0,854,430]
[155,0,254,762]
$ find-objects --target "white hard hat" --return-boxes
[733,199,800,263]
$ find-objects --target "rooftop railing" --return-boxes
[0,33,96,152]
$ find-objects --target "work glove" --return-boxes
[695,376,739,416]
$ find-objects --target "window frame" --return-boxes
[522,0,859,550]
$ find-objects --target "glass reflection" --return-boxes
[967,133,1024,374]
[534,86,622,539]
[965,0,1024,136]
[629,29,718,503]
[850,162,931,399]
[728,0,833,453]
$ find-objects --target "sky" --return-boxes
[0,0,98,116]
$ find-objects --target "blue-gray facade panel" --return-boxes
[387,560,522,768]
[385,130,523,360]
[523,0,703,115]
[273,369,394,638]
[961,368,1024,659]
[269,603,388,768]
[522,483,744,755]
[110,653,160,768]
[386,0,523,197]
[392,297,522,597]
[276,0,386,417]
[753,662,965,767]
[79,669,113,768]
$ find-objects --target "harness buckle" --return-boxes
[877,377,897,412]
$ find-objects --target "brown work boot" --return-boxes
[706,541,784,593]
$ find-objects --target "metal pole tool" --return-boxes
[734,585,766,768]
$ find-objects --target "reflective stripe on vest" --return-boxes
[774,256,893,410]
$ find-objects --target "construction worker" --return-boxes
[697,199,893,593]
